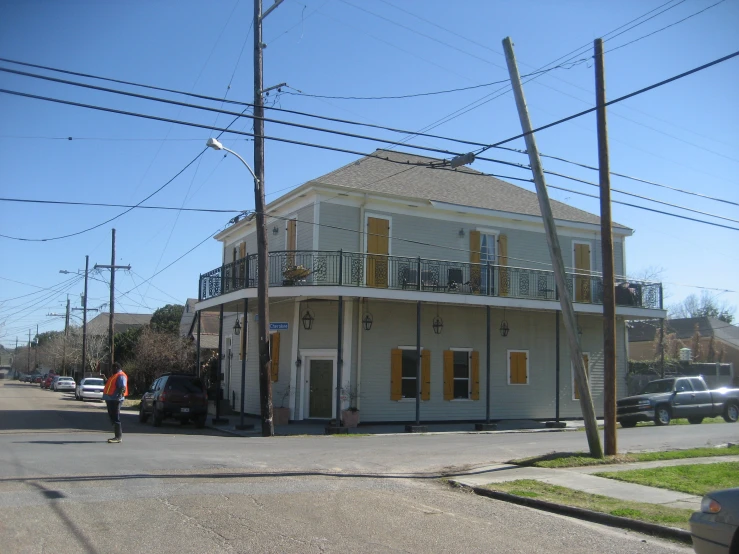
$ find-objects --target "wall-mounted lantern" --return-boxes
[233,317,241,335]
[272,225,279,235]
[362,313,373,331]
[301,309,315,331]
[432,315,444,335]
[499,308,510,337]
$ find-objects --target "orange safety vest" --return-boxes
[103,371,129,397]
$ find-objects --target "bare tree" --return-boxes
[669,291,736,323]
[128,327,194,395]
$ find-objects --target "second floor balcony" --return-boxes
[199,250,663,310]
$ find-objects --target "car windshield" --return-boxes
[167,377,204,393]
[84,379,104,385]
[641,380,674,394]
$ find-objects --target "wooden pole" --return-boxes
[254,0,274,437]
[503,36,603,458]
[108,228,115,373]
[595,38,618,456]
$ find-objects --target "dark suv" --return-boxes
[139,374,208,428]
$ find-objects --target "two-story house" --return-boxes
[195,149,665,425]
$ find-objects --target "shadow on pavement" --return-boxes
[0,408,234,438]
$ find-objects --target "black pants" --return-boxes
[106,400,122,425]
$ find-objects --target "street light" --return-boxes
[206,137,273,436]
[206,138,259,183]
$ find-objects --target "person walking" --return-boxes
[102,363,128,444]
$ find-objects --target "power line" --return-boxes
[605,0,728,54]
[0,197,242,213]
[477,49,739,153]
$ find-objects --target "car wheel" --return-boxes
[654,406,671,426]
[138,406,149,423]
[194,415,207,429]
[153,406,163,427]
[687,416,704,425]
[724,402,739,423]
[619,420,637,428]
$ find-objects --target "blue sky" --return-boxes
[1,0,737,347]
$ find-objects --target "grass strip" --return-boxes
[594,462,739,496]
[510,445,739,468]
[636,417,726,427]
[484,479,693,530]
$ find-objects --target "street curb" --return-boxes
[455,483,692,544]
[204,426,579,438]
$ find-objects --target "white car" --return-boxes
[54,377,76,392]
[76,377,105,401]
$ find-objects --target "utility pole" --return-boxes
[69,256,91,380]
[660,318,666,378]
[503,37,603,458]
[94,229,130,375]
[595,38,617,456]
[253,0,284,437]
[63,297,70,376]
[27,330,31,374]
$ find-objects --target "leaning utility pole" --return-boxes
[253,0,284,437]
[503,37,603,458]
[595,38,617,456]
[95,229,131,375]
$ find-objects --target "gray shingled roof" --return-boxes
[312,149,629,229]
[87,313,152,336]
[629,317,739,349]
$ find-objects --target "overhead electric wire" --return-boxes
[605,0,728,54]
[476,49,739,153]
[1,84,735,236]
[8,62,735,210]
[0,197,242,213]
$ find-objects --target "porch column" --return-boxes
[335,295,343,426]
[415,301,421,425]
[213,304,228,424]
[237,299,252,430]
[196,311,201,377]
[486,305,491,423]
[555,311,561,422]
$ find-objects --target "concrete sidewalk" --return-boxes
[450,454,739,511]
[209,417,597,437]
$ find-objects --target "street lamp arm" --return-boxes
[222,146,260,184]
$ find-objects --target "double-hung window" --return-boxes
[444,349,480,400]
[391,348,430,401]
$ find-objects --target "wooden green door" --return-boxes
[309,360,333,418]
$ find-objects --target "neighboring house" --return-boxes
[629,317,739,368]
[86,312,152,336]
[181,298,220,361]
[195,149,665,423]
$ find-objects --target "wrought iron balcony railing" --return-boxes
[199,250,663,309]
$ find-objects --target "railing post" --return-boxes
[417,256,421,291]
[338,249,343,285]
[486,263,492,296]
[659,283,663,310]
[198,275,203,301]
[246,254,250,288]
[220,265,225,297]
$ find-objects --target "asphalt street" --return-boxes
[2,381,731,553]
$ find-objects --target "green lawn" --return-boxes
[594,462,739,496]
[510,445,739,468]
[636,416,726,427]
[483,480,694,530]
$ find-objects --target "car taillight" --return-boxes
[159,392,166,402]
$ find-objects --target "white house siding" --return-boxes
[316,205,624,277]
[296,204,314,250]
[357,301,569,422]
[317,202,361,251]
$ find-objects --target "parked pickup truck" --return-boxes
[617,376,739,427]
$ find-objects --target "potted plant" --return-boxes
[273,386,291,426]
[283,265,311,285]
[340,386,361,428]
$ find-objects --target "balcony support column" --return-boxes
[335,295,344,426]
[196,311,201,377]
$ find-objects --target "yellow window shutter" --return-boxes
[471,351,480,400]
[270,332,280,382]
[498,234,509,296]
[522,351,528,384]
[510,351,526,384]
[443,350,454,401]
[239,242,246,259]
[421,350,431,401]
[390,349,403,401]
